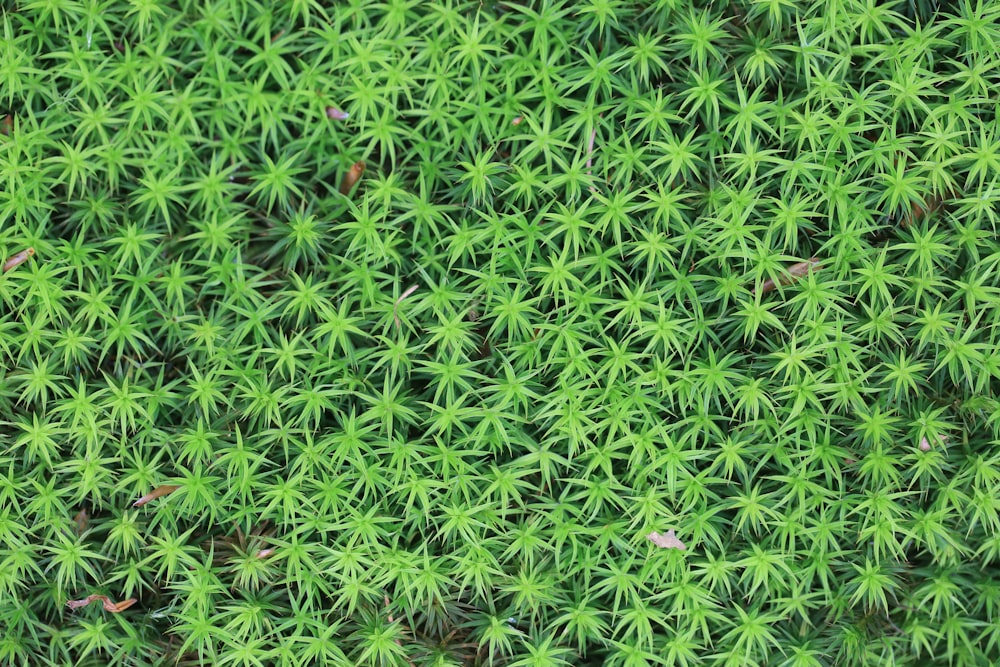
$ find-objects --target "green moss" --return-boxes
[2,0,1000,665]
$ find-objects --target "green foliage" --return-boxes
[2,0,1000,665]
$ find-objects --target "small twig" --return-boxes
[586,128,597,172]
[586,115,601,193]
[393,284,420,329]
[887,620,906,635]
[385,595,396,623]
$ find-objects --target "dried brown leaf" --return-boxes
[339,160,366,195]
[133,484,180,507]
[755,257,820,295]
[73,507,89,535]
[66,594,137,613]
[904,197,942,228]
[104,597,138,613]
[66,595,97,610]
[3,247,35,273]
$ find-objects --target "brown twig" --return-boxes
[393,284,420,328]
[385,595,416,667]
[586,128,597,172]
[586,115,601,192]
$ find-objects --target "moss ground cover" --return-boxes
[2,0,1000,665]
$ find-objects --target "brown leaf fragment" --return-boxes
[586,126,597,171]
[66,594,137,613]
[326,106,349,120]
[919,435,949,452]
[66,595,97,610]
[104,597,138,612]
[133,484,180,507]
[786,257,820,279]
[647,529,686,551]
[1,114,11,136]
[903,195,944,228]
[3,247,35,273]
[339,160,366,195]
[755,257,820,295]
[73,507,89,535]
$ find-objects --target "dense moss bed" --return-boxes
[1,1,999,665]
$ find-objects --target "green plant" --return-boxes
[2,0,1000,666]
